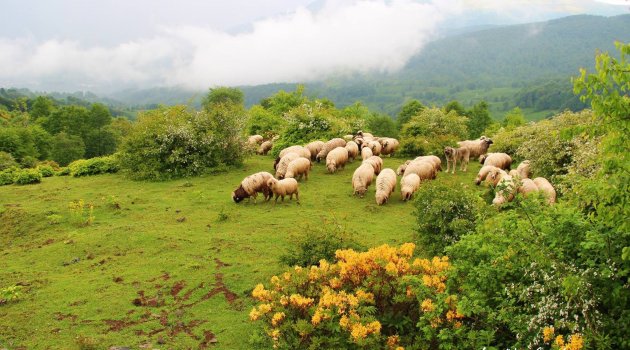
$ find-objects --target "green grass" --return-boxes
[0,155,486,349]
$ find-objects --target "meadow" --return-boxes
[0,154,485,349]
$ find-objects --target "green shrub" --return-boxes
[0,151,18,171]
[69,155,119,177]
[413,181,486,256]
[37,164,54,177]
[399,107,468,157]
[0,167,17,185]
[56,167,71,176]
[14,168,42,185]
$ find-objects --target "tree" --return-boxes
[502,107,526,128]
[399,107,468,156]
[246,105,286,137]
[30,96,54,120]
[84,127,118,158]
[51,132,85,166]
[467,101,493,138]
[88,103,112,129]
[202,87,244,110]
[444,100,466,116]
[397,99,425,129]
[260,86,307,116]
[367,114,398,138]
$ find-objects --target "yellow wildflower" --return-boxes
[279,295,289,306]
[329,277,342,289]
[367,321,381,334]
[249,307,261,321]
[355,289,375,303]
[258,303,273,314]
[555,335,565,348]
[339,315,350,329]
[395,347,405,350]
[421,298,435,312]
[387,335,399,348]
[271,312,285,327]
[399,242,415,257]
[252,284,273,301]
[350,323,369,341]
[386,261,398,275]
[543,326,555,343]
[566,334,584,350]
[311,310,322,326]
[289,294,314,309]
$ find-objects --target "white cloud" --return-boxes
[0,0,459,91]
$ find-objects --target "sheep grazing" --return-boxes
[375,168,397,205]
[361,147,373,160]
[326,147,349,173]
[415,155,442,172]
[257,141,273,155]
[279,145,311,159]
[444,146,470,174]
[316,138,347,162]
[232,171,273,203]
[481,152,512,170]
[363,156,383,175]
[285,157,312,181]
[275,152,300,179]
[400,173,421,201]
[487,168,509,187]
[475,165,500,185]
[248,135,264,146]
[345,141,359,161]
[403,159,436,181]
[267,177,300,203]
[517,178,539,197]
[367,141,382,156]
[356,131,374,141]
[533,177,557,204]
[396,160,411,176]
[516,160,531,179]
[305,141,325,161]
[492,174,516,206]
[352,163,376,197]
[457,137,493,159]
[379,138,400,156]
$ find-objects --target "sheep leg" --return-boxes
[295,191,300,204]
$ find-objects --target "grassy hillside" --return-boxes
[0,155,489,349]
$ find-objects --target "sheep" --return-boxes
[316,138,347,162]
[396,160,411,176]
[274,146,310,169]
[516,160,531,179]
[475,165,500,185]
[415,155,442,172]
[305,141,325,161]
[444,146,470,174]
[517,178,539,197]
[352,163,376,197]
[257,141,273,155]
[457,137,493,159]
[481,152,512,170]
[361,146,373,160]
[375,168,397,205]
[345,141,359,161]
[403,159,436,181]
[232,172,273,203]
[275,152,300,179]
[356,131,374,140]
[367,141,382,156]
[363,156,383,175]
[380,138,400,156]
[267,177,299,203]
[492,174,516,206]
[326,147,349,173]
[248,135,264,145]
[487,168,509,187]
[285,157,312,181]
[400,173,421,201]
[533,177,556,204]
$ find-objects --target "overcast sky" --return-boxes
[0,0,627,92]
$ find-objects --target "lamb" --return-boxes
[257,141,273,155]
[305,141,325,161]
[403,159,436,181]
[326,147,349,173]
[517,178,539,197]
[232,172,273,203]
[363,156,383,175]
[516,160,531,179]
[533,177,556,204]
[275,152,300,179]
[345,141,359,161]
[375,168,397,205]
[352,163,376,197]
[248,135,264,145]
[380,138,400,156]
[475,165,500,185]
[444,146,470,173]
[368,141,382,156]
[267,177,299,203]
[481,152,512,170]
[361,146,373,160]
[284,157,312,181]
[316,138,347,162]
[457,137,493,159]
[400,173,421,201]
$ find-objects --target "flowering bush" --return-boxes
[250,243,468,349]
[398,108,468,157]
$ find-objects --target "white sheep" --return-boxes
[368,140,382,156]
[400,173,421,201]
[352,163,376,197]
[275,152,300,179]
[517,178,539,197]
[533,177,556,204]
[414,156,443,172]
[487,168,509,187]
[285,157,312,181]
[316,138,347,162]
[257,141,273,155]
[375,168,397,205]
[379,138,400,156]
[326,147,349,173]
[363,156,383,175]
[345,141,359,161]
[248,135,264,146]
[516,160,531,179]
[396,160,411,176]
[492,174,516,206]
[267,177,300,203]
[305,141,325,161]
[457,137,493,159]
[361,146,373,160]
[232,171,273,203]
[279,145,311,159]
[481,152,512,170]
[475,165,500,185]
[404,159,436,181]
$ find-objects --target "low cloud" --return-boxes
[0,0,458,91]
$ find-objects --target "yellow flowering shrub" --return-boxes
[249,243,467,349]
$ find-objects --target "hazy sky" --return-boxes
[0,0,627,92]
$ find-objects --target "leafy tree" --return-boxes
[260,86,307,116]
[202,87,244,110]
[88,103,112,129]
[397,99,425,129]
[366,114,397,138]
[84,127,118,159]
[444,100,466,116]
[43,105,90,136]
[502,107,526,128]
[399,107,468,156]
[246,105,286,137]
[30,96,54,120]
[51,132,85,166]
[467,101,493,138]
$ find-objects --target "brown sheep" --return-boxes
[482,153,512,170]
[232,172,273,203]
[457,137,493,159]
[316,138,347,162]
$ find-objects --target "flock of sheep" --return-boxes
[232,132,557,206]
